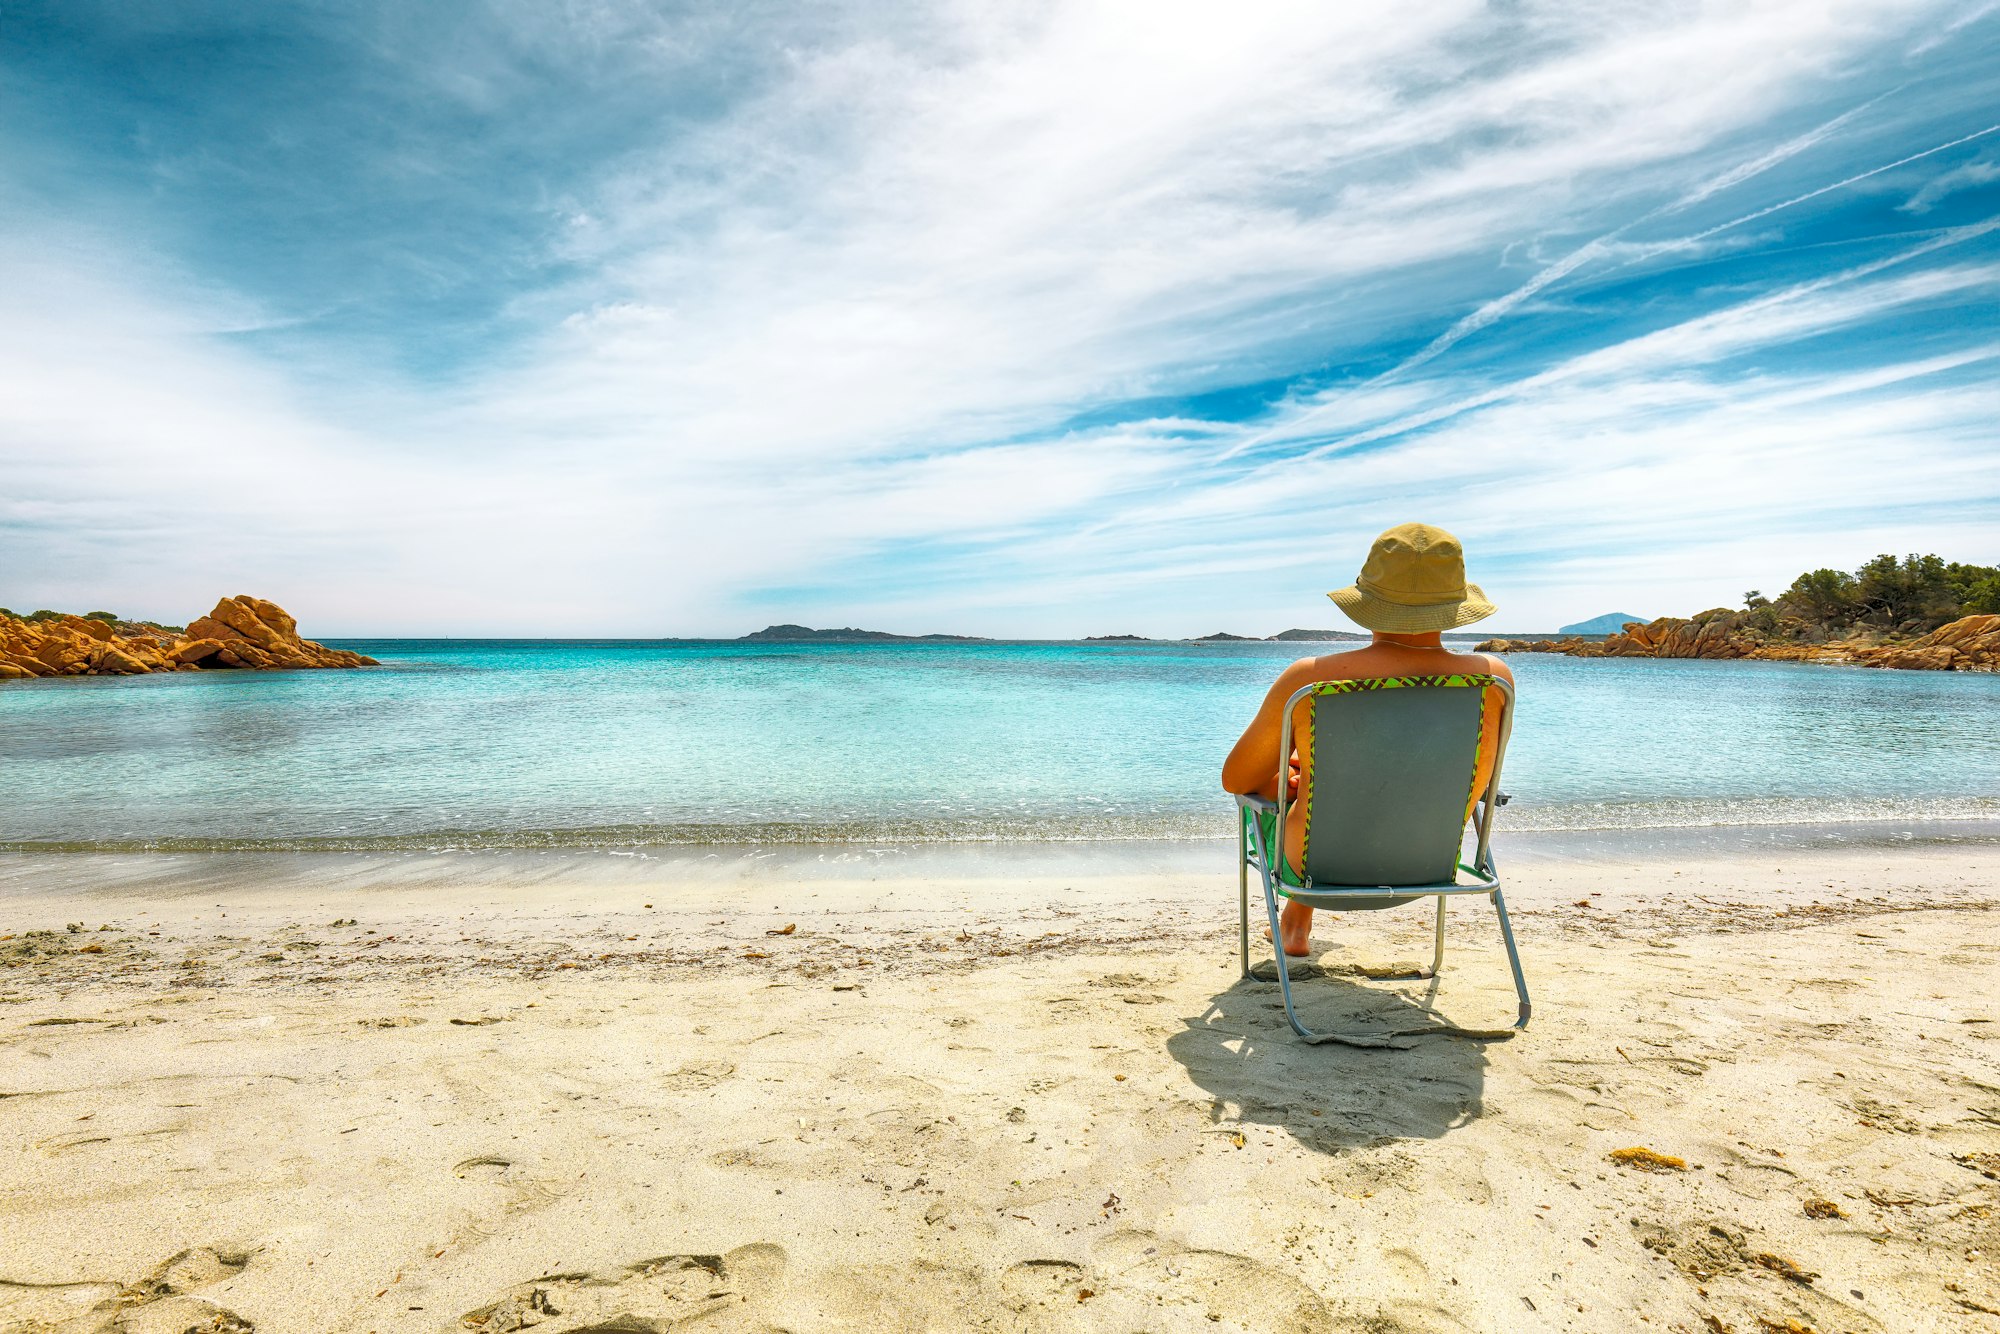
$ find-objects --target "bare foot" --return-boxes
[1263,902,1314,957]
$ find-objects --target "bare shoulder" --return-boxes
[1458,648,1513,683]
[1271,656,1327,694]
[1295,645,1376,684]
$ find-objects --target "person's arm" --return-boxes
[1220,660,1313,797]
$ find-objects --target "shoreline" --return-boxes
[0,839,1994,1331]
[5,808,2000,862]
[3,814,1998,898]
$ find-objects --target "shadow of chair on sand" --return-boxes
[1165,959,1507,1153]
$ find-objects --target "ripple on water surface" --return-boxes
[2,640,1996,848]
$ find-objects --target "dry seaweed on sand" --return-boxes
[1800,1197,1845,1219]
[1609,1146,1688,1173]
[1749,1251,1817,1284]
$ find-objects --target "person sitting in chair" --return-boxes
[1221,522,1512,956]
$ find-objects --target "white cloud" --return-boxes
[1900,154,2000,211]
[1,0,1994,634]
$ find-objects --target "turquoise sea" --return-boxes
[2,640,1997,850]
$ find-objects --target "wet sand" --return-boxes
[0,837,1996,1332]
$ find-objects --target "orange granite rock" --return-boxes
[0,598,377,681]
[183,595,374,670]
[92,643,151,675]
[1481,612,1999,672]
[1853,613,2000,672]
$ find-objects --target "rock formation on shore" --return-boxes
[0,596,376,680]
[1480,611,2000,672]
[1849,613,2000,671]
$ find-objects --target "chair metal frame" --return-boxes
[1233,675,1530,1041]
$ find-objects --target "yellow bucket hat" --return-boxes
[1328,522,1497,633]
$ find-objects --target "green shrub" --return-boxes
[1961,574,2000,617]
[25,610,62,623]
[1773,555,1996,634]
[84,611,118,623]
[1779,568,1858,628]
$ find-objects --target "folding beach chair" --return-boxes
[1233,673,1530,1042]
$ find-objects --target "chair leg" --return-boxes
[1491,888,1531,1028]
[1239,812,1319,1038]
[1429,893,1447,978]
[1260,877,1320,1041]
[1238,814,1251,980]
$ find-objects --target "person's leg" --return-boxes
[1254,808,1316,956]
[1271,901,1313,956]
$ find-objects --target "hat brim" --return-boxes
[1327,582,1496,633]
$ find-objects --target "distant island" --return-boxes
[1559,612,1649,635]
[1267,628,1371,642]
[1483,553,2000,672]
[742,625,1385,644]
[739,624,990,642]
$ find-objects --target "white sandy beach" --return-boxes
[0,841,1996,1333]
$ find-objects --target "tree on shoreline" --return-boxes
[1775,553,1998,639]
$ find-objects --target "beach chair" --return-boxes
[1233,673,1529,1042]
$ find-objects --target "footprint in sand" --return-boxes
[0,1246,260,1334]
[460,1244,786,1333]
[988,1232,1377,1333]
[112,1297,255,1333]
[997,1257,1086,1309]
[125,1247,253,1301]
[1088,1232,1340,1333]
[0,1280,123,1332]
[792,1260,989,1331]
[946,1237,1326,1331]
[659,1060,737,1092]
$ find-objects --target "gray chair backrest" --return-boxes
[1302,682,1487,888]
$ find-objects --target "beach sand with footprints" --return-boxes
[0,841,1995,1333]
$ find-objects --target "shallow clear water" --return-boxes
[2,640,1996,849]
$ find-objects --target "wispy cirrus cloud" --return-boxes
[1,1,1996,634]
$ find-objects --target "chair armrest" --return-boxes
[1454,861,1501,891]
[1233,793,1278,814]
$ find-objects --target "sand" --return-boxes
[0,838,1996,1333]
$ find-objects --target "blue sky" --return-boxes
[3,1,1997,636]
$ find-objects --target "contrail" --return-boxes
[1286,212,2000,470]
[1220,101,1890,459]
[1376,101,1904,386]
[1662,120,2000,252]
[1373,239,1609,382]
[1671,97,1884,211]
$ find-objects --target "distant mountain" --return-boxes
[1558,612,1649,636]
[1083,634,1151,641]
[739,624,987,642]
[1267,628,1370,642]
[1193,632,1257,641]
